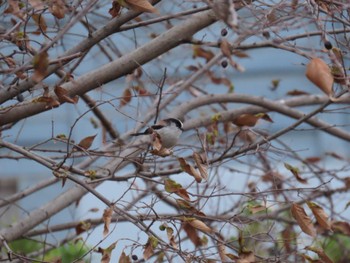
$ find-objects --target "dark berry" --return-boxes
[221,60,228,68]
[221,28,228,37]
[324,41,332,50]
[132,255,138,261]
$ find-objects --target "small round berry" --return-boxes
[221,28,228,37]
[324,41,332,50]
[221,60,228,68]
[132,254,138,261]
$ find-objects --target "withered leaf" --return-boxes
[178,157,202,183]
[164,179,190,201]
[143,236,158,260]
[291,203,316,237]
[287,89,310,96]
[118,251,131,263]
[48,0,67,19]
[307,202,331,231]
[98,242,117,263]
[193,152,208,181]
[331,221,350,235]
[36,96,60,108]
[103,206,113,237]
[183,222,202,246]
[166,226,178,249]
[237,251,256,263]
[74,134,97,151]
[32,13,47,34]
[75,221,91,235]
[32,50,49,82]
[184,218,213,234]
[124,0,158,13]
[306,58,333,96]
[120,88,132,107]
[284,163,307,184]
[54,86,79,104]
[109,0,121,17]
[192,45,214,62]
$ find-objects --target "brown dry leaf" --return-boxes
[287,89,310,96]
[109,0,121,17]
[29,0,45,10]
[178,157,202,183]
[4,57,26,79]
[143,236,158,260]
[120,88,132,107]
[185,218,213,234]
[331,221,350,235]
[306,58,334,96]
[48,0,67,19]
[281,227,296,254]
[32,13,47,34]
[54,86,79,104]
[75,221,91,235]
[36,96,60,108]
[305,246,333,263]
[307,202,331,231]
[233,114,260,127]
[291,203,316,237]
[183,222,202,246]
[118,251,131,263]
[166,227,178,249]
[220,38,232,58]
[75,134,97,151]
[32,50,49,82]
[164,179,190,201]
[284,163,307,184]
[237,251,256,263]
[207,70,232,88]
[5,0,25,20]
[98,242,117,263]
[217,241,229,262]
[125,0,158,13]
[103,207,113,237]
[150,147,172,157]
[192,45,214,62]
[304,157,321,164]
[193,152,208,181]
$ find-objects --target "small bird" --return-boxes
[130,118,183,148]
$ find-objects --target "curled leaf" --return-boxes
[103,207,113,237]
[307,202,331,231]
[193,152,208,181]
[54,86,79,104]
[178,157,202,183]
[291,203,316,237]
